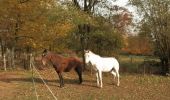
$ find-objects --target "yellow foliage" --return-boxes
[55,22,75,37]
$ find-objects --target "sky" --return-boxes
[92,0,139,34]
[114,0,134,12]
[114,0,140,21]
[114,0,140,34]
[114,0,129,6]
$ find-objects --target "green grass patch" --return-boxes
[118,55,160,73]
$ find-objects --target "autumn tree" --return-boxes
[0,0,58,69]
[129,0,170,75]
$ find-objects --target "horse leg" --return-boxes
[116,70,120,86]
[96,71,100,87]
[111,71,116,80]
[58,72,64,87]
[98,71,103,88]
[75,67,82,84]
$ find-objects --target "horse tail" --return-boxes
[113,58,120,86]
[110,58,119,76]
[111,58,119,71]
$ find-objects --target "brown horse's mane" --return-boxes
[44,51,83,68]
[47,52,63,58]
[47,51,79,59]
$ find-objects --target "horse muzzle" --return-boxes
[42,60,47,66]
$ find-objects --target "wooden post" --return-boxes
[11,48,15,69]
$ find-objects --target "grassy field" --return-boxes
[0,55,169,100]
[0,68,170,100]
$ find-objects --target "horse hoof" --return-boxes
[98,85,102,88]
[60,85,64,88]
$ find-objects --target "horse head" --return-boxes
[42,49,48,56]
[84,50,92,63]
[41,49,49,65]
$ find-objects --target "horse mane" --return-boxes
[89,50,116,58]
[47,51,63,58]
[43,49,62,57]
[46,51,81,62]
[89,51,101,58]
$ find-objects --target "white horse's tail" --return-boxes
[112,58,120,86]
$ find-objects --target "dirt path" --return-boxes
[0,69,170,100]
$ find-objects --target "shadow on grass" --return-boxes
[0,77,97,88]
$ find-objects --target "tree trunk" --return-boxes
[11,47,15,69]
[6,48,11,69]
[23,52,28,70]
[29,53,33,69]
[80,37,86,70]
[3,53,6,71]
[0,39,5,59]
[78,24,90,70]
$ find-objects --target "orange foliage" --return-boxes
[122,36,153,55]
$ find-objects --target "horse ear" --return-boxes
[43,49,47,53]
[42,49,48,56]
[84,50,89,53]
[87,50,92,54]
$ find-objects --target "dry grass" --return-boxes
[0,68,170,100]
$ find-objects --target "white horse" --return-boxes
[84,50,120,88]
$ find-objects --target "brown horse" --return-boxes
[41,49,83,87]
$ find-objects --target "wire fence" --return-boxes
[30,55,57,100]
